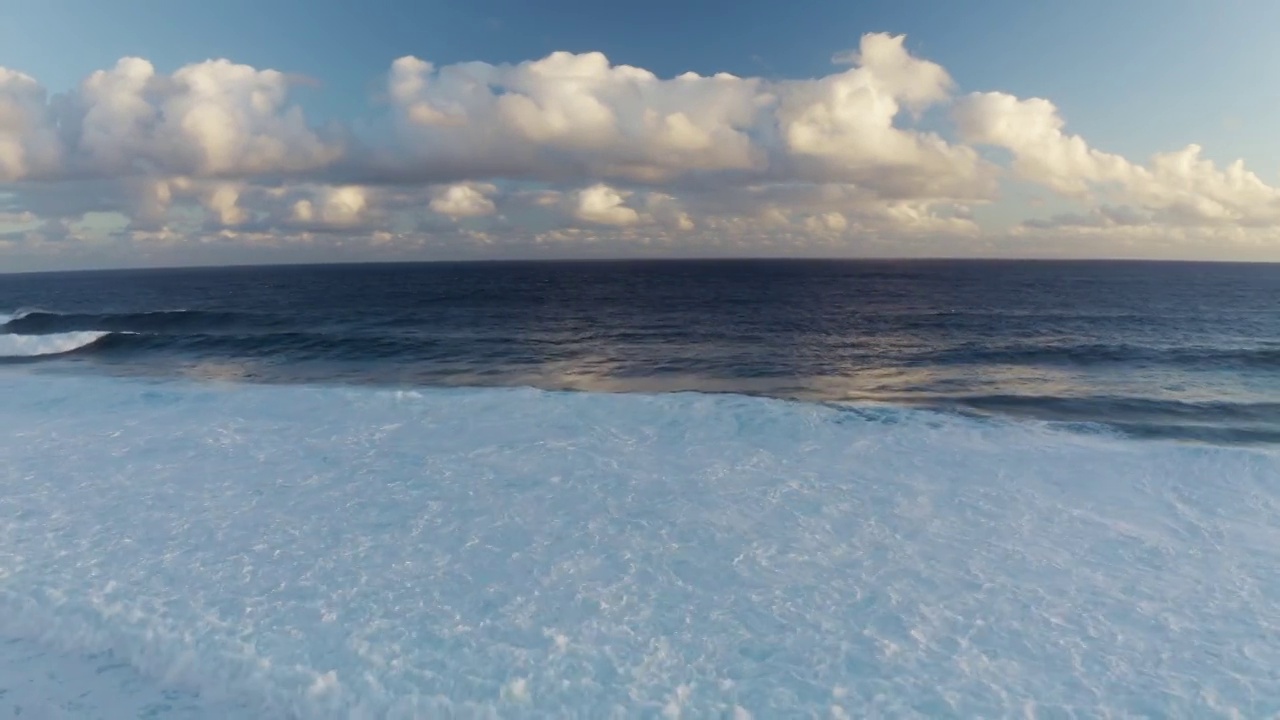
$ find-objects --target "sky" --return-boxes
[3,0,1280,271]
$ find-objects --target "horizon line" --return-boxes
[4,255,1278,277]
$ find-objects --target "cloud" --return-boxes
[571,183,640,225]
[429,183,497,218]
[201,183,249,226]
[777,34,992,200]
[643,193,695,231]
[289,185,369,228]
[1022,205,1151,230]
[2,58,341,182]
[953,92,1141,196]
[803,211,848,234]
[672,181,980,238]
[1,33,997,259]
[382,52,766,184]
[955,92,1280,228]
[370,33,997,203]
[4,31,1280,266]
[1,35,982,224]
[0,210,38,225]
[0,68,62,181]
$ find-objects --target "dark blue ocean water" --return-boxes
[2,259,1279,443]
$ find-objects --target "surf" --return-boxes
[1,308,239,335]
[1,373,1277,717]
[0,330,110,357]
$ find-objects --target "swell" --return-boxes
[931,394,1280,445]
[8,309,1280,371]
[2,309,249,335]
[17,328,1280,372]
[918,342,1280,370]
[83,330,448,360]
[4,308,1280,445]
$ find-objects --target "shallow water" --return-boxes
[2,374,1279,717]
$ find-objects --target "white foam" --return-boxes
[0,331,108,357]
[0,636,244,719]
[0,373,1278,717]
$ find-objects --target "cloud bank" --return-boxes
[3,33,1280,267]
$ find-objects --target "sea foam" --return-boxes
[0,330,108,357]
[0,373,1278,718]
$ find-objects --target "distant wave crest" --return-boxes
[922,342,1280,370]
[0,331,110,358]
[1,308,237,335]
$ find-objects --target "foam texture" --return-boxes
[1,373,1279,718]
[0,331,107,357]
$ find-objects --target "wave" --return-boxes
[1,308,243,335]
[80,330,445,360]
[0,331,110,357]
[0,374,1276,717]
[949,393,1280,421]
[3,327,1277,444]
[3,306,1277,446]
[919,342,1280,369]
[13,310,1280,373]
[938,393,1280,444]
[0,308,41,325]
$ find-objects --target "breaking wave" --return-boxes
[0,330,110,358]
[1,308,243,335]
[5,303,1280,444]
[0,374,1278,717]
[920,342,1280,370]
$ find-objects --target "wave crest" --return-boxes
[1,309,233,335]
[0,331,110,357]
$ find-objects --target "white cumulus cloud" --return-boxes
[384,52,765,184]
[776,34,992,200]
[0,68,62,181]
[572,183,640,226]
[289,185,370,228]
[429,183,497,218]
[1,57,341,181]
[955,91,1280,229]
[374,33,995,202]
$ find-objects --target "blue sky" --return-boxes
[3,0,1280,269]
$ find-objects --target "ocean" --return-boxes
[5,259,1280,443]
[1,260,1279,717]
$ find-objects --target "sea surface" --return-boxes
[3,259,1280,443]
[1,260,1280,718]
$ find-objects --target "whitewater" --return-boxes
[0,310,106,358]
[2,372,1279,718]
[0,331,108,358]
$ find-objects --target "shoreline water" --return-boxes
[8,357,1279,446]
[0,635,231,720]
[1,371,1277,717]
